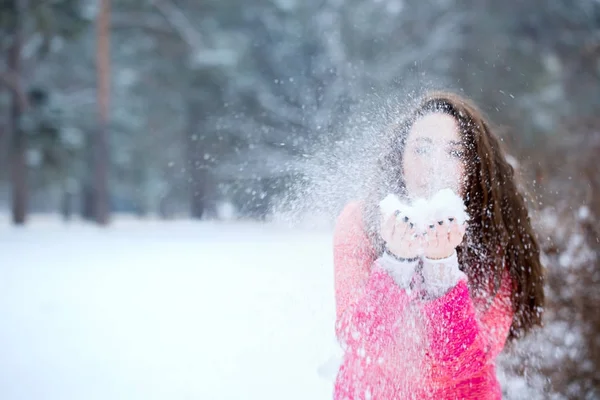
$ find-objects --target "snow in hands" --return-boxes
[379,188,469,235]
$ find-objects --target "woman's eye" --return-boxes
[415,147,428,155]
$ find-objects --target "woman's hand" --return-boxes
[380,212,424,259]
[423,219,466,260]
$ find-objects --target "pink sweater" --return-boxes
[333,202,514,400]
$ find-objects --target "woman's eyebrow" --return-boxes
[415,137,433,143]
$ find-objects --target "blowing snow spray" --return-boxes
[379,188,470,236]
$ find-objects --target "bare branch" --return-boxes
[149,0,205,50]
[146,0,239,68]
[0,70,28,109]
[111,12,174,34]
[0,70,16,91]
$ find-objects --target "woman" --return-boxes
[333,92,545,399]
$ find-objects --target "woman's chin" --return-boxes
[408,187,430,200]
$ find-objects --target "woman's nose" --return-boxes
[428,154,447,174]
[428,156,455,186]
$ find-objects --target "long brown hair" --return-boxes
[363,91,545,340]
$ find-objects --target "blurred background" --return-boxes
[0,0,599,399]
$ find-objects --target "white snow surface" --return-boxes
[0,215,336,400]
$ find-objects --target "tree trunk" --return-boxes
[61,190,73,221]
[188,146,206,219]
[81,182,95,221]
[8,0,28,225]
[9,90,26,225]
[185,102,206,219]
[94,0,111,225]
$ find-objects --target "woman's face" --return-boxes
[402,113,467,199]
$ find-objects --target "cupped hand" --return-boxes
[423,219,466,260]
[380,212,424,259]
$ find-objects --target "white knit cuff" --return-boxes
[422,251,466,297]
[376,252,419,289]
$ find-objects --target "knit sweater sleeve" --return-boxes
[333,202,417,356]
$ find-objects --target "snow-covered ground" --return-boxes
[0,216,338,400]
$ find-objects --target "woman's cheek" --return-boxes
[402,154,415,183]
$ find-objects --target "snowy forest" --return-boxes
[1,0,599,399]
